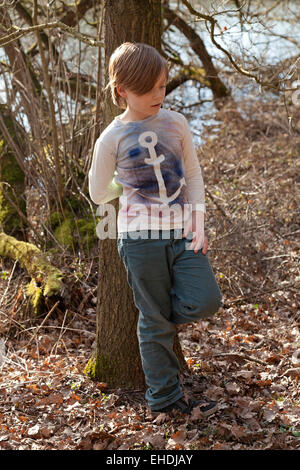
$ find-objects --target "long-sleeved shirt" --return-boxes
[88,107,206,234]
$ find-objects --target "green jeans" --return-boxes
[117,228,223,411]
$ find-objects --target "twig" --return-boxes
[279,367,300,378]
[0,309,35,340]
[0,21,104,48]
[180,0,300,93]
[51,308,68,356]
[16,325,95,336]
[213,352,266,366]
[78,290,94,313]
[0,259,18,307]
[227,281,297,304]
[24,300,60,348]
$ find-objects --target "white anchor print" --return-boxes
[138,131,186,204]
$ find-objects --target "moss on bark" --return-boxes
[0,139,25,236]
[0,231,64,314]
[83,353,115,382]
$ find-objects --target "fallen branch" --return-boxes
[24,300,60,348]
[279,367,300,378]
[0,231,65,315]
[213,352,267,366]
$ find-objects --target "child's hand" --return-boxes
[182,209,206,254]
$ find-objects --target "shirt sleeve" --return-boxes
[88,138,123,205]
[181,115,206,214]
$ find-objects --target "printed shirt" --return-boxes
[88,108,206,234]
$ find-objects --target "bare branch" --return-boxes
[0,21,104,48]
[180,0,299,93]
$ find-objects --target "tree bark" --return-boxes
[84,0,189,388]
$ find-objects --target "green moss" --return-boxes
[42,267,64,297]
[54,217,74,248]
[187,66,211,87]
[50,210,98,252]
[2,155,24,184]
[0,190,9,226]
[76,218,98,249]
[69,197,80,211]
[0,232,64,315]
[83,353,114,381]
[83,355,100,381]
[50,211,62,228]
[26,278,43,316]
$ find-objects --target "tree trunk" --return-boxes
[84,0,188,388]
[0,105,26,237]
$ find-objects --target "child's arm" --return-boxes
[180,115,206,253]
[88,138,123,205]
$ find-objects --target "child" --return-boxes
[89,42,223,416]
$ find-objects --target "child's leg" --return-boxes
[117,230,183,411]
[170,233,223,324]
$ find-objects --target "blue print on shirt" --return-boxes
[129,147,140,158]
[138,131,186,205]
[116,130,186,206]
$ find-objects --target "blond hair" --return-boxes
[105,42,169,109]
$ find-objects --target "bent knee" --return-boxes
[182,294,223,321]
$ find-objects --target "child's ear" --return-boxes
[116,85,127,98]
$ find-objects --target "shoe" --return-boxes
[190,398,218,417]
[151,398,190,417]
[151,397,218,417]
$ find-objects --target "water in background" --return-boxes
[164,0,300,142]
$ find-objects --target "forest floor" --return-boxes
[0,92,299,451]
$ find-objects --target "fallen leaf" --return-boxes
[190,405,204,422]
[212,442,232,450]
[27,424,40,438]
[225,382,241,394]
[265,354,281,364]
[231,424,247,440]
[170,429,187,444]
[291,350,300,366]
[153,412,170,424]
[263,408,277,423]
[142,433,166,449]
[40,427,52,438]
[18,416,29,422]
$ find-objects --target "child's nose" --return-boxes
[153,88,165,100]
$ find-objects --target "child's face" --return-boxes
[117,70,167,121]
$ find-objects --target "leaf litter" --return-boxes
[0,94,299,450]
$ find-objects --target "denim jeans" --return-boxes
[117,228,223,411]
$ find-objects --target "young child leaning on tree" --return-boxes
[88,42,223,417]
